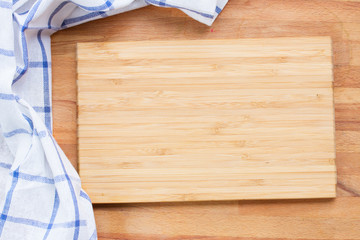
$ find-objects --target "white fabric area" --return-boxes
[0,0,227,239]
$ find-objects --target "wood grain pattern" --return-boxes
[51,0,360,238]
[77,37,336,203]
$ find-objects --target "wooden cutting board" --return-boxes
[77,37,336,204]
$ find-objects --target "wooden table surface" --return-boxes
[51,0,360,239]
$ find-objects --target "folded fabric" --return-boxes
[0,0,227,239]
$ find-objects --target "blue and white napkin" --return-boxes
[0,0,227,239]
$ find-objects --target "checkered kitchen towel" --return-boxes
[0,0,227,239]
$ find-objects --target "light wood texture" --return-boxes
[51,0,360,238]
[77,37,336,203]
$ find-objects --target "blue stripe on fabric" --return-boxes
[62,11,106,27]
[55,175,79,183]
[0,163,76,185]
[13,16,60,30]
[43,190,59,240]
[76,0,113,11]
[89,229,97,240]
[0,1,11,9]
[104,0,114,10]
[17,172,55,184]
[19,173,70,184]
[14,172,77,184]
[3,128,31,137]
[80,190,91,203]
[15,66,22,74]
[0,162,11,169]
[0,93,15,100]
[158,0,166,6]
[33,106,51,113]
[50,137,80,240]
[0,169,20,237]
[22,114,34,130]
[145,0,214,18]
[53,174,66,182]
[0,48,14,57]
[37,30,51,131]
[105,0,113,8]
[48,1,69,29]
[2,127,47,138]
[215,6,222,14]
[18,10,29,15]
[54,220,86,228]
[56,0,115,28]
[1,215,86,229]
[5,215,48,228]
[35,129,47,138]
[29,61,50,68]
[12,0,42,84]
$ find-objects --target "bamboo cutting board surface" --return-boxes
[77,37,336,204]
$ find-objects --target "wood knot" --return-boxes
[213,122,227,135]
[242,115,250,121]
[157,148,170,155]
[111,79,122,86]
